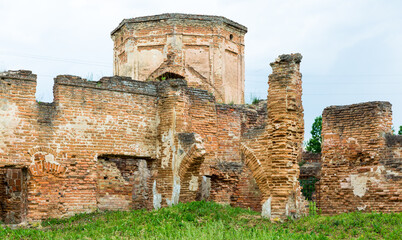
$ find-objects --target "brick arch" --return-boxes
[148,53,187,81]
[240,143,269,199]
[178,141,206,202]
[148,64,187,80]
[27,147,67,177]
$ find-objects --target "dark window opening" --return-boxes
[229,34,234,40]
[156,72,185,81]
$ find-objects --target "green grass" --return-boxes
[0,201,401,239]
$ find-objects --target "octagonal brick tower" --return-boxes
[111,13,247,104]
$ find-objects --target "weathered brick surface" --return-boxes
[265,54,307,219]
[111,13,247,104]
[0,67,271,223]
[0,71,161,222]
[206,162,263,212]
[8,14,396,223]
[242,54,308,220]
[1,16,310,223]
[317,102,401,214]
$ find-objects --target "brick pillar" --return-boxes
[154,79,192,209]
[265,53,307,220]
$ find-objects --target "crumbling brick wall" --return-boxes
[201,102,268,212]
[96,155,156,211]
[1,71,160,222]
[0,12,315,222]
[317,102,401,214]
[0,69,268,222]
[242,54,308,220]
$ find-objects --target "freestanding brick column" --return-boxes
[265,53,306,220]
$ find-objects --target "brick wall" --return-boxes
[0,52,312,223]
[1,69,271,223]
[1,71,160,221]
[317,101,401,214]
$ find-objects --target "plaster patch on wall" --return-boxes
[350,174,368,197]
[189,175,199,191]
[0,99,21,153]
[31,152,59,165]
[341,166,391,198]
[261,197,271,218]
[340,177,351,189]
[167,34,183,52]
[127,143,151,156]
[200,176,211,200]
[357,205,367,211]
[44,154,56,164]
[161,129,174,169]
[166,176,181,206]
[153,180,162,210]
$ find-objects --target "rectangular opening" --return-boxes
[0,168,28,224]
[96,155,155,211]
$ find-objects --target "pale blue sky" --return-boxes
[1,0,401,140]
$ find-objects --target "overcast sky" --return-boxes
[1,0,401,140]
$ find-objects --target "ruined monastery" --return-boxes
[0,13,401,224]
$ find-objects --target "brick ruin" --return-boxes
[317,102,401,214]
[0,51,306,224]
[111,14,246,104]
[0,13,400,224]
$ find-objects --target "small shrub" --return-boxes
[299,176,319,200]
[252,97,260,105]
